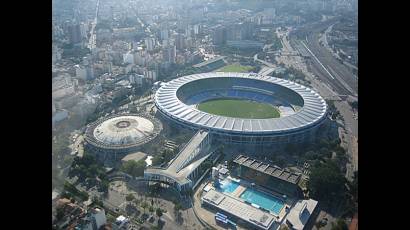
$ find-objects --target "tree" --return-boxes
[156,208,163,219]
[201,160,213,171]
[149,206,154,214]
[126,194,135,202]
[307,160,346,204]
[100,178,110,193]
[56,206,65,221]
[349,100,358,110]
[174,202,182,212]
[121,160,146,178]
[331,219,348,230]
[141,201,149,214]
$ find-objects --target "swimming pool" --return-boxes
[240,188,285,215]
[216,180,240,194]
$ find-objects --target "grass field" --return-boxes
[218,64,254,73]
[197,98,280,119]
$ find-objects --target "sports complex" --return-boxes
[81,72,326,230]
[155,72,327,147]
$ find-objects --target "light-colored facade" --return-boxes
[285,199,318,230]
[144,130,213,191]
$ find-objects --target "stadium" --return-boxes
[84,114,162,161]
[154,72,327,147]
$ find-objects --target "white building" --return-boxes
[123,51,135,64]
[144,70,157,82]
[194,24,201,35]
[163,45,176,64]
[75,65,88,80]
[78,207,107,230]
[115,215,129,229]
[91,208,107,229]
[160,29,169,40]
[134,51,149,66]
[80,22,88,39]
[285,199,318,230]
[129,74,144,86]
[87,83,103,96]
[145,37,155,51]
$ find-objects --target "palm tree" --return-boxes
[141,201,148,214]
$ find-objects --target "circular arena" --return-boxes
[85,114,162,159]
[155,72,327,146]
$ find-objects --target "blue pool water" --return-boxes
[216,180,240,194]
[240,188,285,215]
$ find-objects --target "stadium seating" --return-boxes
[176,77,304,108]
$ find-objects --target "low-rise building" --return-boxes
[226,40,264,50]
[233,155,303,198]
[284,199,318,230]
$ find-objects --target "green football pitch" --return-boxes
[197,99,280,119]
[218,64,254,73]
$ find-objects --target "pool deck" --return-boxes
[231,184,247,198]
[202,189,279,230]
[211,178,290,220]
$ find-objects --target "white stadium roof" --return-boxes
[85,114,162,150]
[155,72,327,135]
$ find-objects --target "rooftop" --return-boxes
[155,72,327,135]
[85,114,162,150]
[202,189,278,230]
[285,199,318,230]
[234,155,301,185]
[145,130,210,185]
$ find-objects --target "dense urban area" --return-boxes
[52,0,357,230]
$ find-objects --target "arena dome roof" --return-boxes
[85,114,162,151]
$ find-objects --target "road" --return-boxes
[87,0,100,50]
[290,19,357,97]
[277,24,358,174]
[254,53,276,68]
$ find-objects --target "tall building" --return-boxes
[163,45,176,64]
[175,33,185,50]
[144,70,157,82]
[129,73,144,86]
[212,25,227,45]
[193,24,201,35]
[160,29,169,40]
[79,22,88,39]
[123,51,134,64]
[145,38,155,51]
[227,23,246,41]
[67,23,82,44]
[75,65,87,80]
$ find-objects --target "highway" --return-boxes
[87,0,100,50]
[290,19,357,97]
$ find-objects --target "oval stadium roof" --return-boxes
[155,72,327,135]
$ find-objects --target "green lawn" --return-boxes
[218,64,254,73]
[197,99,280,119]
